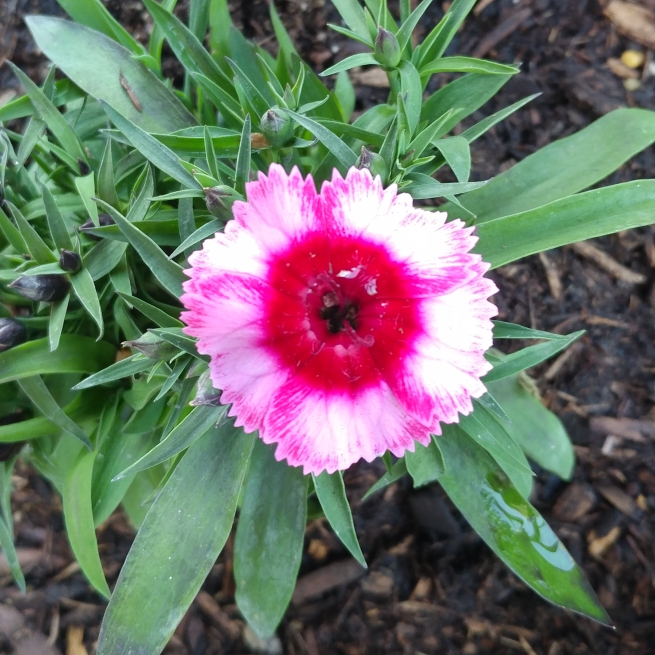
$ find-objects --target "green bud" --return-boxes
[260,107,295,148]
[122,332,178,360]
[9,275,70,302]
[374,27,401,69]
[190,370,222,407]
[59,249,82,273]
[0,318,26,352]
[356,147,389,184]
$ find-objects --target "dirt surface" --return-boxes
[1,0,655,654]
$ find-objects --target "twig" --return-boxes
[538,252,563,299]
[570,241,647,284]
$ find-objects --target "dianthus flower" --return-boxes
[181,165,498,474]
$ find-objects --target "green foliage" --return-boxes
[1,0,653,649]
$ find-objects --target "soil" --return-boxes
[1,1,655,654]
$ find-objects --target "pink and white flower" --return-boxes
[181,164,498,474]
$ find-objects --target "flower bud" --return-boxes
[204,186,228,217]
[59,249,82,273]
[356,146,389,183]
[122,332,178,360]
[374,27,401,69]
[260,107,295,148]
[79,213,115,240]
[9,275,70,302]
[190,370,222,407]
[0,318,26,352]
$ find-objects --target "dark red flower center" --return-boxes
[263,233,421,392]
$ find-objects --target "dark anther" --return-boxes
[79,213,115,240]
[320,294,358,334]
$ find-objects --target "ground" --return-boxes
[0,1,654,654]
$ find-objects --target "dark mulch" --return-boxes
[1,1,654,654]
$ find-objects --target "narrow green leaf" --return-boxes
[48,293,70,352]
[235,440,308,638]
[56,0,148,59]
[330,0,371,41]
[5,202,56,265]
[476,181,655,269]
[7,61,87,166]
[434,136,471,183]
[0,206,28,255]
[26,16,195,132]
[335,70,356,122]
[117,293,182,328]
[98,135,120,209]
[84,240,128,281]
[362,459,408,501]
[396,0,432,51]
[0,336,114,384]
[436,424,610,625]
[460,94,540,144]
[169,219,221,259]
[63,449,110,598]
[421,73,512,133]
[460,405,533,499]
[0,513,25,591]
[426,0,476,61]
[285,110,357,169]
[72,355,153,391]
[75,173,100,227]
[235,115,252,196]
[95,200,186,298]
[455,108,655,223]
[403,174,488,198]
[70,268,104,338]
[421,56,519,76]
[493,321,567,341]
[17,376,91,449]
[97,423,255,655]
[40,182,73,250]
[399,61,422,137]
[321,53,379,77]
[99,102,201,190]
[484,331,585,383]
[487,374,575,481]
[405,439,445,487]
[114,406,225,480]
[149,328,204,360]
[313,471,366,567]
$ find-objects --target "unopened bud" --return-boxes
[59,249,82,273]
[190,370,222,407]
[356,147,389,183]
[260,107,295,148]
[204,187,227,217]
[0,318,26,352]
[78,159,91,176]
[122,332,178,360]
[374,27,401,69]
[79,213,115,240]
[9,275,69,302]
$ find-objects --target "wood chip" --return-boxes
[588,525,621,558]
[607,57,640,79]
[604,1,655,50]
[472,8,532,59]
[195,591,241,640]
[0,605,62,655]
[538,252,563,300]
[543,341,583,381]
[597,484,639,518]
[590,416,655,441]
[66,626,87,655]
[350,68,389,88]
[292,560,366,605]
[552,483,596,522]
[570,241,647,284]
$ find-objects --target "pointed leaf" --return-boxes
[96,423,255,655]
